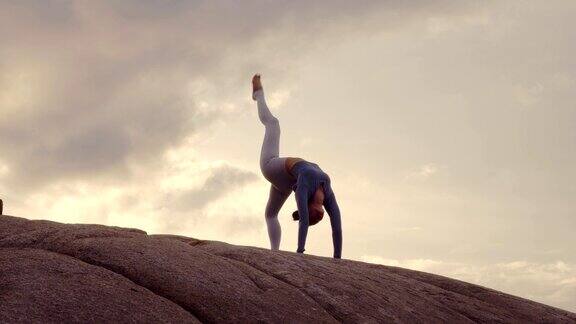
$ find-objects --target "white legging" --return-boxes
[254,89,296,250]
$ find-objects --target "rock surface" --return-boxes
[0,215,574,323]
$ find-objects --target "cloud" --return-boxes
[360,256,576,312]
[0,0,487,191]
[0,7,206,190]
[168,164,258,212]
[391,226,423,233]
[0,0,488,231]
[514,82,544,106]
[7,159,259,235]
[404,164,440,181]
[0,161,8,178]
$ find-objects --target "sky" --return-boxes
[1,0,575,312]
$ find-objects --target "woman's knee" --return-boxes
[264,117,280,131]
[265,211,278,219]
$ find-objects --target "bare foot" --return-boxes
[252,74,263,98]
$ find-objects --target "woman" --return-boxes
[252,74,342,258]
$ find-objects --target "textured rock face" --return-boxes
[0,215,574,323]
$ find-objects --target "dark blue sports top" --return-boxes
[291,161,342,258]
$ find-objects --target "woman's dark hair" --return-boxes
[292,209,323,225]
[292,210,299,221]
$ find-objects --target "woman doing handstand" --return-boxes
[252,74,342,259]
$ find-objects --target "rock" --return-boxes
[0,215,574,323]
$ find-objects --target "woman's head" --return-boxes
[292,204,324,225]
[292,186,325,225]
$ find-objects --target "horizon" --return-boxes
[0,1,574,312]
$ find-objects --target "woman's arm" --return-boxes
[295,185,310,254]
[323,192,342,258]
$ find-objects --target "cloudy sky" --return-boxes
[1,0,575,312]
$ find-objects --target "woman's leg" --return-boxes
[254,89,281,171]
[253,76,290,249]
[265,184,290,250]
